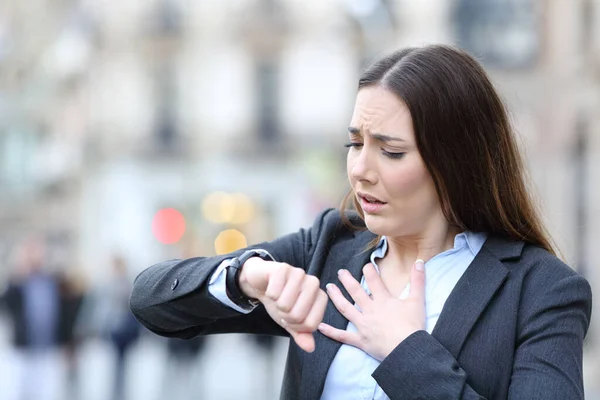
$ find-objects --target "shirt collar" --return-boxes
[458,231,488,255]
[372,236,387,260]
[374,231,487,258]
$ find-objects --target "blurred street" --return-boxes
[1,315,599,400]
[0,315,289,400]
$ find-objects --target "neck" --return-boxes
[385,223,462,274]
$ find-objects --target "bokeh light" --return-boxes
[202,191,235,224]
[229,193,256,224]
[152,208,186,244]
[214,229,247,255]
[202,191,256,224]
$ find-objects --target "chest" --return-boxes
[375,257,411,298]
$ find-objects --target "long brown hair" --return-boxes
[340,45,557,256]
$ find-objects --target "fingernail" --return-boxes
[337,269,346,276]
[280,318,288,327]
[326,283,333,291]
[415,259,425,271]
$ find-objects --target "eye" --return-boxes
[382,150,405,159]
[344,142,363,149]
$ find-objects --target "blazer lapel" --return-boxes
[431,236,523,358]
[300,230,376,400]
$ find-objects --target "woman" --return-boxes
[129,45,592,399]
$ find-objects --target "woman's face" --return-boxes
[346,86,442,238]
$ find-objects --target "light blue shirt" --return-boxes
[209,231,488,399]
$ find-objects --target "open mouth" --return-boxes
[358,193,386,205]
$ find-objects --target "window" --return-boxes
[154,63,178,152]
[256,60,280,144]
[453,0,540,69]
[572,116,589,276]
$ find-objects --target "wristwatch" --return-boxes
[225,249,274,308]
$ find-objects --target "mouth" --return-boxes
[356,192,387,205]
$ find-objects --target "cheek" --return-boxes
[387,161,436,202]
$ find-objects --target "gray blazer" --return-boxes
[130,208,592,400]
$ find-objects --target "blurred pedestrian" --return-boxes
[57,270,86,400]
[159,336,206,400]
[0,237,63,400]
[76,254,140,400]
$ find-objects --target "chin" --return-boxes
[364,214,415,238]
[363,215,393,236]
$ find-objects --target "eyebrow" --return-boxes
[348,127,406,143]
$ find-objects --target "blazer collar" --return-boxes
[299,232,524,400]
[481,235,525,261]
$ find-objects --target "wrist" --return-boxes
[238,257,263,300]
[225,250,274,307]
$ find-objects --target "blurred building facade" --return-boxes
[0,0,599,396]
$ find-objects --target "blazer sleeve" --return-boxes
[129,208,339,339]
[372,331,487,400]
[371,265,592,400]
[507,271,592,399]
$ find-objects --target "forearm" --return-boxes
[130,252,286,338]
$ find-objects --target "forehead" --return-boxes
[350,86,413,134]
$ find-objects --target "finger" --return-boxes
[337,269,371,310]
[276,267,305,312]
[264,263,288,300]
[284,288,327,332]
[362,263,389,300]
[300,289,328,331]
[317,323,360,348]
[285,275,320,324]
[408,259,426,301]
[326,283,362,323]
[289,330,316,353]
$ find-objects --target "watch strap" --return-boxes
[225,249,274,308]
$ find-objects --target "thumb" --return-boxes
[409,259,426,301]
[289,330,316,353]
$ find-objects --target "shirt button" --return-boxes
[171,279,179,290]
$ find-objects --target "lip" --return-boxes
[356,192,387,214]
[356,192,386,203]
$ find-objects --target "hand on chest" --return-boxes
[365,257,464,333]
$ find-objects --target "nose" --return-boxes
[349,147,377,185]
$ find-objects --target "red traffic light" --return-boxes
[152,208,186,244]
